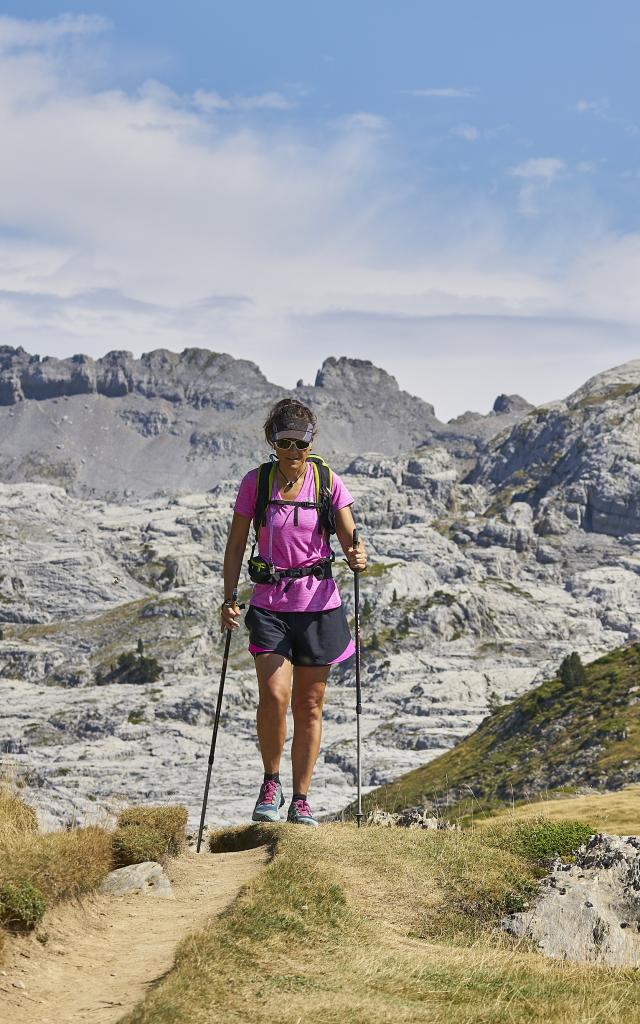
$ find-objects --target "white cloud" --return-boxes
[400,87,475,98]
[451,123,480,141]
[508,158,565,181]
[0,17,639,420]
[338,112,389,132]
[193,89,294,112]
[0,13,109,52]
[573,97,638,137]
[507,158,566,218]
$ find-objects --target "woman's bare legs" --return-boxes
[255,653,292,773]
[291,665,330,795]
[255,655,330,796]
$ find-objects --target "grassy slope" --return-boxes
[475,784,640,835]
[351,643,640,824]
[123,806,640,1024]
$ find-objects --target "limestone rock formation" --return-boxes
[468,358,640,536]
[0,347,528,500]
[2,356,640,830]
[502,833,640,965]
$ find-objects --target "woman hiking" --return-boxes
[221,398,367,827]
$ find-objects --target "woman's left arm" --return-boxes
[334,505,367,572]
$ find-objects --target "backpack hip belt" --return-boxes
[247,549,335,592]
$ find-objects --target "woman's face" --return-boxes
[272,429,313,475]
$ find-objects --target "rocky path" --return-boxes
[0,845,267,1024]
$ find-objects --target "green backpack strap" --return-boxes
[308,454,336,536]
[253,462,278,536]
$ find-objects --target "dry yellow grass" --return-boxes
[0,792,189,947]
[0,826,114,907]
[121,815,640,1024]
[474,783,640,835]
[117,804,188,855]
[0,788,38,834]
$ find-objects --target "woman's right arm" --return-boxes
[220,513,252,631]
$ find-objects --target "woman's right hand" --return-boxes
[220,601,241,632]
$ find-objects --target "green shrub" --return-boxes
[97,650,163,686]
[482,816,594,867]
[559,651,587,690]
[0,880,46,931]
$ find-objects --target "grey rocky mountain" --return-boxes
[0,346,529,501]
[467,358,640,535]
[1,353,640,829]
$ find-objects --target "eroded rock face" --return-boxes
[0,347,529,501]
[2,452,640,831]
[3,359,640,830]
[502,834,640,965]
[468,359,640,536]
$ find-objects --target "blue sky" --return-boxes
[0,3,639,419]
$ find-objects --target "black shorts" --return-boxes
[245,604,354,667]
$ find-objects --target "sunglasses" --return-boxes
[274,438,311,451]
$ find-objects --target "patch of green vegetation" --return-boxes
[97,648,162,686]
[362,561,400,578]
[127,709,146,724]
[349,643,640,822]
[0,880,46,931]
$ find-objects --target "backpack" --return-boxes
[252,454,336,538]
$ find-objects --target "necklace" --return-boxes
[277,463,305,491]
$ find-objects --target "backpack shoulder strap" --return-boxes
[253,462,278,534]
[307,455,336,535]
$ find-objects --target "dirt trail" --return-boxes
[0,845,267,1024]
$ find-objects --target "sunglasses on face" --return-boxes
[274,438,311,451]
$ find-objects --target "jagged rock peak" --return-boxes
[492,393,533,415]
[0,346,267,406]
[565,359,640,409]
[314,356,436,416]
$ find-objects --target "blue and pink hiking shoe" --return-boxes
[287,798,319,828]
[252,778,285,823]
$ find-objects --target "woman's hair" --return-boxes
[263,398,317,447]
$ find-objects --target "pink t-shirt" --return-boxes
[233,461,354,612]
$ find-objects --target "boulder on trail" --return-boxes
[502,833,640,965]
[100,861,174,899]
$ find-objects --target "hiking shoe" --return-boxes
[252,779,285,822]
[287,798,319,828]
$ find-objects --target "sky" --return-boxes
[0,3,639,420]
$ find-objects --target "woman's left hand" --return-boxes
[346,544,367,572]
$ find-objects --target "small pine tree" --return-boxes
[487,690,503,715]
[362,597,372,618]
[392,589,398,603]
[559,652,587,690]
[137,638,144,655]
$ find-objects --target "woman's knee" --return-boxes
[291,687,325,720]
[258,681,290,715]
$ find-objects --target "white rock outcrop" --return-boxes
[502,834,640,965]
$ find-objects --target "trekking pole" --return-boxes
[196,586,244,853]
[353,529,364,828]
